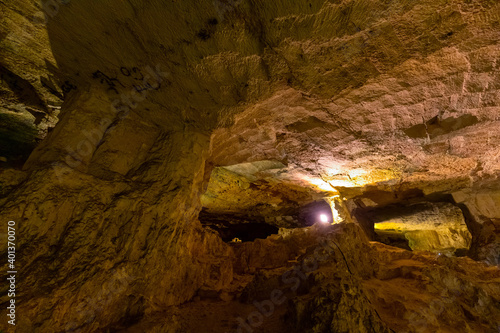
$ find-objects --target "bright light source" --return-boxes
[319,214,329,223]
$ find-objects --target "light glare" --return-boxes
[320,214,328,223]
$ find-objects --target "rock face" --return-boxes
[1,0,500,332]
[364,241,500,333]
[453,188,500,265]
[117,223,500,332]
[200,162,319,228]
[373,202,472,253]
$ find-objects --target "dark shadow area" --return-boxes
[352,187,424,208]
[351,208,378,240]
[372,230,411,251]
[199,199,334,242]
[455,202,483,260]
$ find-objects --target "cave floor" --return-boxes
[120,227,500,333]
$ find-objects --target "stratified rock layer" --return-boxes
[1,0,64,164]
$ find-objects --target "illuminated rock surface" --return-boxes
[1,1,63,166]
[373,202,472,253]
[0,0,500,332]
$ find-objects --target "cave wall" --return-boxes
[0,0,63,165]
[0,90,235,330]
[453,188,500,265]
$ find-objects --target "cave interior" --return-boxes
[1,0,500,332]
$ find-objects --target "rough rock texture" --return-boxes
[373,202,472,253]
[1,0,500,332]
[364,242,500,333]
[201,163,319,226]
[118,223,500,333]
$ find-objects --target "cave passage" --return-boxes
[200,167,474,258]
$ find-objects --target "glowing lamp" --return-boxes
[319,214,329,223]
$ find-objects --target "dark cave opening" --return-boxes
[198,209,280,242]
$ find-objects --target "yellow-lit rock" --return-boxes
[1,0,500,332]
[374,202,472,253]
